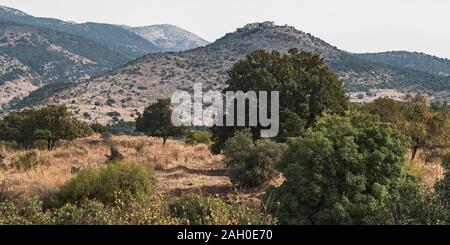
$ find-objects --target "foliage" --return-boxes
[12,151,46,171]
[223,130,286,188]
[366,95,450,161]
[435,153,450,205]
[169,195,277,225]
[56,162,155,205]
[211,49,348,154]
[0,194,179,225]
[105,146,125,163]
[106,121,137,135]
[90,123,108,134]
[0,105,93,150]
[185,130,212,145]
[0,152,5,169]
[136,99,185,144]
[265,112,412,224]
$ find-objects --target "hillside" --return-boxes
[356,51,450,76]
[15,21,450,123]
[128,24,209,52]
[0,5,161,59]
[0,21,129,111]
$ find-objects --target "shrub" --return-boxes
[169,195,277,225]
[12,151,46,170]
[56,162,155,205]
[185,131,212,145]
[223,130,286,188]
[90,123,107,134]
[105,146,125,163]
[264,113,412,225]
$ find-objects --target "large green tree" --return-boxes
[264,112,412,224]
[211,49,348,154]
[136,99,184,144]
[0,105,93,150]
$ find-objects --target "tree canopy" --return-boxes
[0,105,93,150]
[265,112,412,224]
[366,95,450,161]
[136,99,185,144]
[211,49,348,154]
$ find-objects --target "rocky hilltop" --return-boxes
[16,22,450,123]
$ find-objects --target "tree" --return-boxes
[264,112,412,224]
[366,95,450,161]
[136,99,184,144]
[0,105,92,150]
[222,129,286,188]
[211,49,348,154]
[33,105,93,150]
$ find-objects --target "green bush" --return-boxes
[264,112,412,225]
[12,151,46,170]
[185,131,212,145]
[90,123,107,134]
[169,195,277,225]
[56,161,155,205]
[0,195,179,225]
[223,130,286,188]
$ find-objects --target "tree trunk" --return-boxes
[163,137,167,145]
[47,140,57,150]
[411,146,419,162]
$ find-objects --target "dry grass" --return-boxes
[0,135,444,206]
[0,135,279,206]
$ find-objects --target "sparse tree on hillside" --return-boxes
[136,99,184,144]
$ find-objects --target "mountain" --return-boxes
[356,51,450,76]
[128,24,209,52]
[0,5,161,59]
[0,21,128,110]
[15,21,450,123]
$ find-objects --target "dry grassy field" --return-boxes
[0,135,284,207]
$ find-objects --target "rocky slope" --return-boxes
[16,22,450,123]
[0,5,161,59]
[356,51,450,76]
[0,22,128,110]
[128,24,209,52]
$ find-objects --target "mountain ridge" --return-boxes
[127,24,210,52]
[15,21,450,124]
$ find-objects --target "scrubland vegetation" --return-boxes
[0,50,449,225]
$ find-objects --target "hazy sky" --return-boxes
[1,0,450,58]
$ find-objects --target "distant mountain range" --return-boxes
[126,24,210,52]
[0,5,209,110]
[356,51,450,77]
[1,6,449,123]
[14,21,449,124]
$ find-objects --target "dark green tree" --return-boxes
[0,105,92,150]
[264,112,412,224]
[136,99,184,144]
[211,49,348,154]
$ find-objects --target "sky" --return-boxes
[1,0,450,58]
